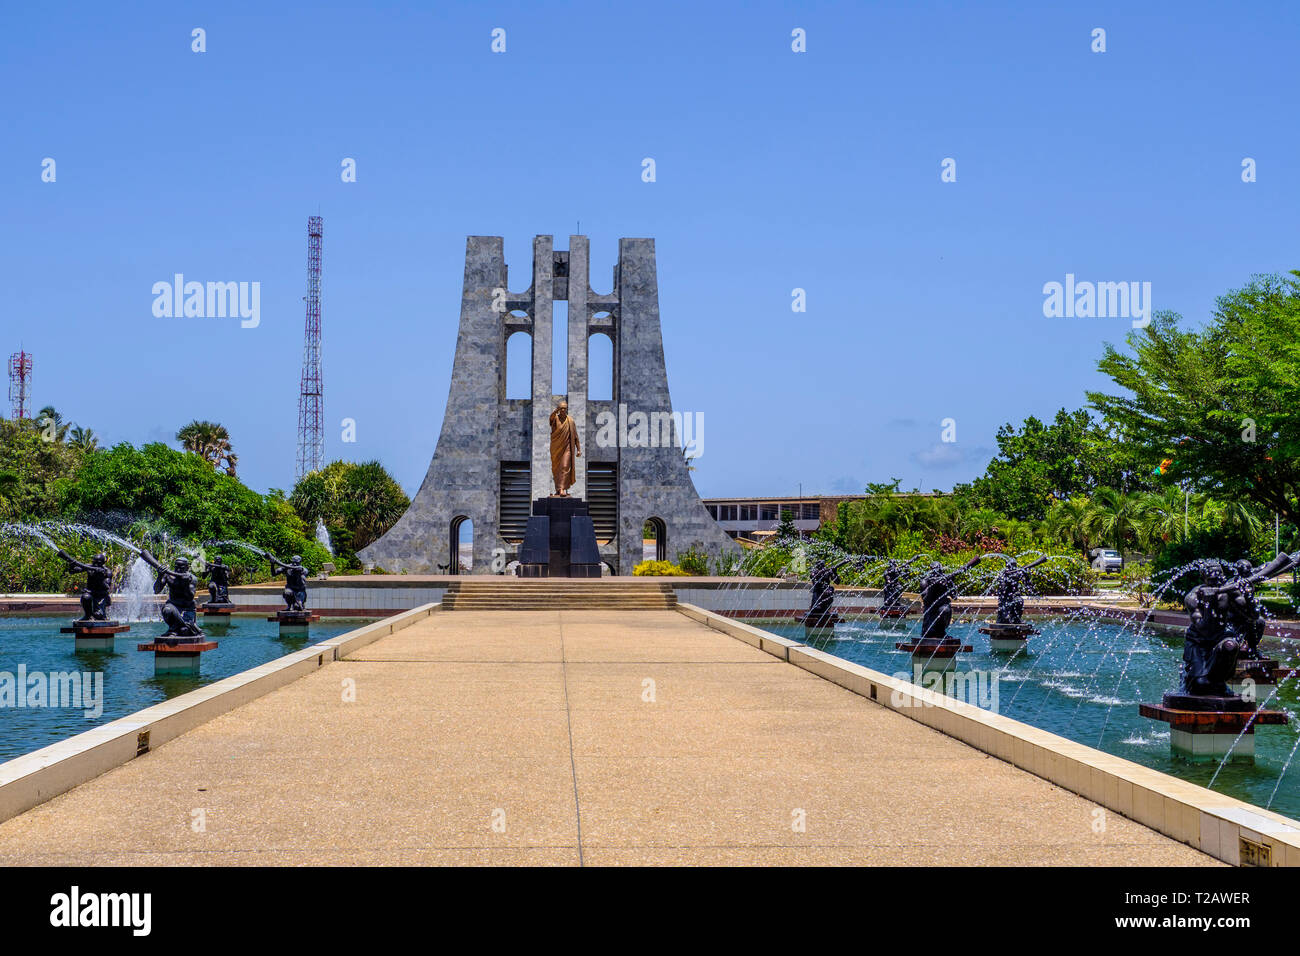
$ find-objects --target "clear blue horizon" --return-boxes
[3,1,1297,499]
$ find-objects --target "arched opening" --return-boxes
[587,331,613,401]
[643,517,667,563]
[449,516,473,574]
[552,300,568,395]
[505,328,531,399]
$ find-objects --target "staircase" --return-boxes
[441,579,677,611]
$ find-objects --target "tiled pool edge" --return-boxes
[675,602,1300,867]
[0,602,441,825]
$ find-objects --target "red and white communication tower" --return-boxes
[295,216,324,481]
[8,350,33,420]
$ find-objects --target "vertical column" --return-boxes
[566,235,589,500]
[530,236,555,502]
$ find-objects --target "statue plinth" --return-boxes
[517,497,601,578]
[268,609,320,637]
[1139,693,1288,761]
[979,621,1038,651]
[896,636,972,674]
[797,610,840,636]
[62,619,130,651]
[137,636,219,676]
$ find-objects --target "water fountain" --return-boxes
[979,555,1048,652]
[315,519,333,556]
[53,549,131,650]
[895,557,981,673]
[266,552,318,637]
[1138,553,1294,761]
[135,551,217,675]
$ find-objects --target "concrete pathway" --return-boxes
[0,610,1214,865]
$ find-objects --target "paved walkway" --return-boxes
[0,610,1213,865]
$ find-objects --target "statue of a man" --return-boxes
[147,554,203,638]
[269,554,308,611]
[807,557,861,622]
[204,556,232,604]
[918,556,983,640]
[1181,561,1243,696]
[56,549,114,621]
[993,556,1048,625]
[549,400,581,496]
[1185,553,1295,688]
[879,556,920,613]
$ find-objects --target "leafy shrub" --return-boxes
[634,560,684,576]
[711,550,743,576]
[674,543,710,576]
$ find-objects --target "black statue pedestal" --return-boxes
[137,635,218,676]
[268,609,320,638]
[894,636,972,674]
[61,619,130,652]
[796,610,840,637]
[979,621,1039,652]
[1139,693,1288,762]
[201,602,236,635]
[517,497,601,578]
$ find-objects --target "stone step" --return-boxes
[443,600,675,611]
[445,587,673,593]
[448,583,672,590]
[444,596,676,603]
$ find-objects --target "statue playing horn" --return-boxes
[549,400,581,496]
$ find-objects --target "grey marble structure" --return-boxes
[358,235,736,575]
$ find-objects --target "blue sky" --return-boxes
[3,1,1297,499]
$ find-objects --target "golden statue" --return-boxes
[549,401,581,496]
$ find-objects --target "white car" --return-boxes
[1090,549,1123,572]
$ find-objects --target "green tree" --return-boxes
[1089,272,1300,526]
[35,406,70,443]
[68,426,98,453]
[1132,486,1199,550]
[176,420,238,476]
[1082,488,1141,559]
[967,408,1152,521]
[288,460,410,567]
[65,442,325,575]
[0,417,86,518]
[0,471,18,518]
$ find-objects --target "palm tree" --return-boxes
[1133,486,1200,550]
[176,421,237,476]
[36,406,69,442]
[1082,488,1140,560]
[68,425,99,453]
[1203,497,1263,542]
[1044,496,1096,554]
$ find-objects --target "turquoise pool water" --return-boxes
[0,615,370,763]
[762,612,1300,820]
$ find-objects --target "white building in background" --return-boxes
[702,493,941,542]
